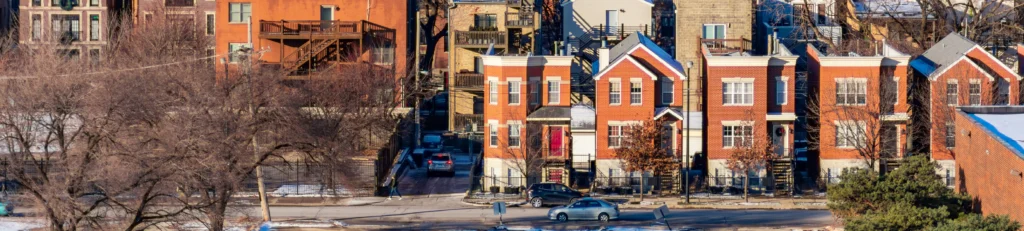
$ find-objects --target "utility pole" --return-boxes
[684,61,693,204]
[245,16,271,222]
[414,7,422,148]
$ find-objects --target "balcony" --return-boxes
[454,31,506,48]
[259,20,361,40]
[592,25,650,40]
[165,0,195,7]
[701,37,752,55]
[453,73,485,90]
[454,114,484,133]
[505,12,534,28]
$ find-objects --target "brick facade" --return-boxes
[674,0,753,110]
[953,107,1024,224]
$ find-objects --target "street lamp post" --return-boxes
[684,61,693,204]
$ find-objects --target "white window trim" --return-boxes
[528,77,540,105]
[488,120,499,148]
[205,11,216,36]
[30,12,44,42]
[776,76,789,105]
[835,78,868,106]
[228,2,252,24]
[662,79,674,105]
[547,80,561,105]
[609,78,622,106]
[488,77,499,105]
[87,12,101,42]
[968,79,982,106]
[507,78,522,106]
[702,23,728,39]
[834,120,866,149]
[946,79,959,106]
[507,120,523,148]
[720,121,754,149]
[629,78,642,105]
[722,78,755,106]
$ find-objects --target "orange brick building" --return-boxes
[806,43,912,177]
[591,32,694,192]
[214,0,408,78]
[910,33,1022,176]
[700,41,797,186]
[480,55,573,191]
[953,106,1024,224]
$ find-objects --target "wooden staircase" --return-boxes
[282,38,339,75]
[656,168,678,195]
[771,159,792,195]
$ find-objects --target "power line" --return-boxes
[0,48,270,80]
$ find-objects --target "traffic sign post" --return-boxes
[653,205,672,230]
[493,202,507,229]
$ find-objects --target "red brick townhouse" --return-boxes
[480,55,574,192]
[592,32,693,192]
[700,40,798,187]
[910,33,1022,177]
[953,106,1024,224]
[806,42,912,177]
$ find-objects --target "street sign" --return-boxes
[653,205,669,220]
[493,202,507,215]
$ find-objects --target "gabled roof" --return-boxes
[593,32,686,80]
[561,0,653,6]
[910,32,1022,81]
[653,107,702,129]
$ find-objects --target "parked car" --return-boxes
[426,153,455,177]
[547,198,619,222]
[527,183,584,208]
[421,134,444,154]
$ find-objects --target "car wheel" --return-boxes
[531,197,543,208]
[557,213,568,222]
[598,213,610,223]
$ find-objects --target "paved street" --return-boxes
[392,148,475,198]
[267,205,835,230]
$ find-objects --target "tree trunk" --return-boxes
[639,172,645,201]
[743,172,750,202]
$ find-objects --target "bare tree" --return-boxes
[490,112,548,193]
[725,110,778,202]
[615,118,675,201]
[416,0,448,77]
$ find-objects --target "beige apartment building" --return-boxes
[447,0,539,133]
[674,0,754,110]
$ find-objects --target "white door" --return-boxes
[772,124,788,156]
[605,10,618,34]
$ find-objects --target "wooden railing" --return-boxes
[701,37,751,55]
[454,114,483,132]
[259,20,359,37]
[454,31,506,47]
[453,73,485,89]
[592,24,650,38]
[505,12,534,27]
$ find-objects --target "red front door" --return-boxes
[550,127,563,157]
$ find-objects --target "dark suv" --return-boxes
[526,183,584,208]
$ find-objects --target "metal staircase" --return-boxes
[771,159,793,195]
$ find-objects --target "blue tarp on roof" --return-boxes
[909,58,938,77]
[967,113,1024,159]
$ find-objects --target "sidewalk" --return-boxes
[233,196,388,207]
[463,194,828,210]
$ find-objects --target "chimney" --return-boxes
[599,48,610,70]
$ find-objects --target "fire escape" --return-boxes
[259,20,395,78]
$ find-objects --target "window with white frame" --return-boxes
[52,15,81,41]
[662,80,673,104]
[89,15,99,41]
[608,125,625,147]
[489,125,498,147]
[529,80,539,105]
[722,81,753,105]
[373,44,394,65]
[489,80,498,104]
[548,80,560,104]
[206,13,215,35]
[228,3,251,23]
[835,79,867,105]
[946,81,958,106]
[31,15,41,41]
[508,81,521,105]
[609,81,621,104]
[835,121,866,148]
[776,77,787,105]
[508,124,521,147]
[630,80,642,104]
[945,123,955,148]
[227,43,251,63]
[722,124,752,148]
[968,81,981,105]
[90,0,98,6]
[702,24,726,39]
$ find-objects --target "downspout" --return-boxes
[366,0,373,21]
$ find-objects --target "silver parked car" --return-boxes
[426,153,455,177]
[547,198,619,222]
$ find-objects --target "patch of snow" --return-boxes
[270,184,351,197]
[0,221,44,231]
